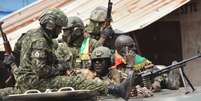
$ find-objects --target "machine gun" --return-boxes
[136,53,201,92]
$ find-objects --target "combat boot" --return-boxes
[108,70,135,101]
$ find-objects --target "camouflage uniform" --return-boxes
[0,9,136,101]
[76,68,125,86]
[0,87,21,96]
[84,6,114,47]
[12,9,108,95]
[56,16,84,69]
[79,46,126,85]
[56,43,79,69]
[80,6,114,68]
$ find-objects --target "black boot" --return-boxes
[108,70,135,101]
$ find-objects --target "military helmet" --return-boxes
[68,16,84,29]
[90,6,107,22]
[63,16,84,30]
[91,46,111,59]
[115,35,136,50]
[39,8,67,28]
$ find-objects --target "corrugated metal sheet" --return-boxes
[62,0,190,32]
[0,0,190,51]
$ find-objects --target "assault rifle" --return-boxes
[0,21,12,55]
[136,53,201,92]
[0,21,17,85]
[104,0,113,28]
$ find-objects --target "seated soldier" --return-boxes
[112,35,180,97]
[80,6,114,68]
[112,35,153,73]
[1,8,135,101]
[55,16,84,69]
[76,46,127,86]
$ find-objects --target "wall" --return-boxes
[180,0,201,86]
[163,0,201,86]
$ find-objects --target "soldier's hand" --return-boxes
[129,88,137,97]
[3,54,16,67]
[83,32,90,38]
[126,50,135,68]
[136,85,153,98]
[151,80,161,92]
[65,69,81,76]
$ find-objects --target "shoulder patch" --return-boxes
[31,50,46,58]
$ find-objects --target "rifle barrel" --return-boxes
[164,55,201,72]
[106,0,112,21]
[141,54,201,77]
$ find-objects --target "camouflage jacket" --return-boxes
[80,37,102,60]
[13,27,67,90]
[55,42,80,69]
[76,68,125,85]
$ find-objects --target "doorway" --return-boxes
[134,21,182,65]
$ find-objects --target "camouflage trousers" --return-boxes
[16,75,108,95]
[0,87,21,96]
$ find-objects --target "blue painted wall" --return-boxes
[0,0,36,18]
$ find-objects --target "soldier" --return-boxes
[112,35,154,97]
[85,6,114,42]
[56,16,84,69]
[112,35,153,71]
[1,8,135,101]
[77,46,126,85]
[80,6,114,68]
[113,35,180,97]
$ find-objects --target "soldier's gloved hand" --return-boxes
[3,54,16,67]
[136,85,153,98]
[101,27,114,39]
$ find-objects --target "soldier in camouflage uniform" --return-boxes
[55,16,84,69]
[77,46,126,85]
[84,6,114,42]
[0,8,135,101]
[80,6,114,68]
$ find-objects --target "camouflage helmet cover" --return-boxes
[90,6,107,22]
[91,46,111,59]
[39,8,67,27]
[115,35,136,50]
